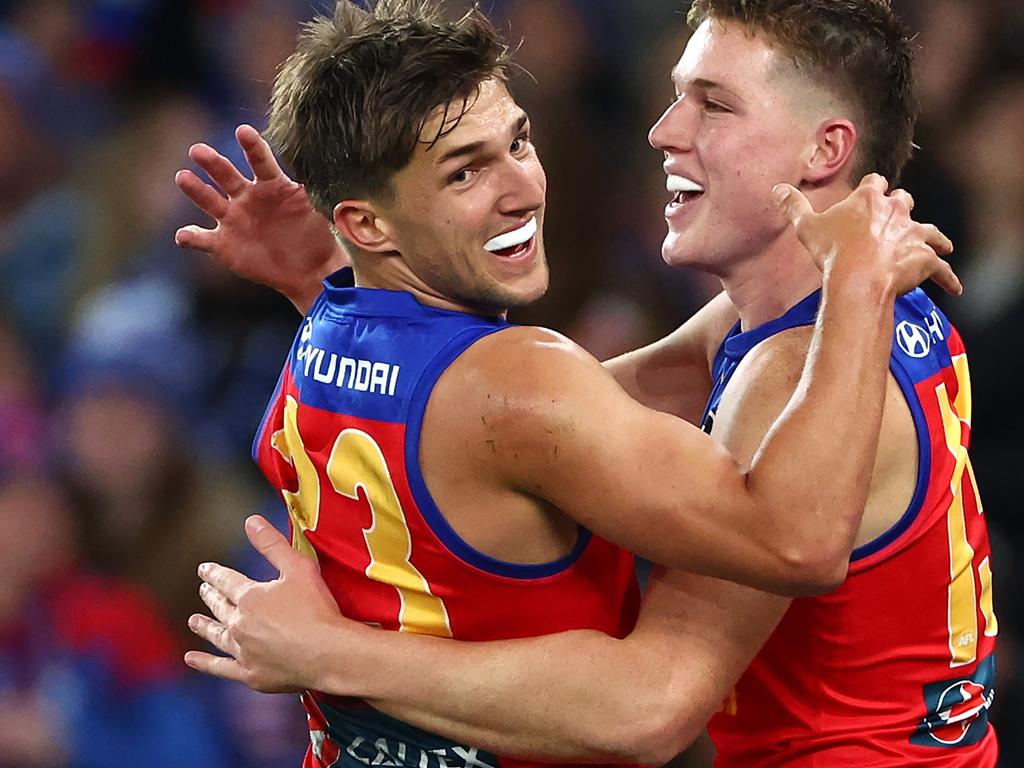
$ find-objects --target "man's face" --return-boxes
[649,20,816,273]
[379,79,548,314]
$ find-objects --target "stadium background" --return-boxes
[0,0,1020,765]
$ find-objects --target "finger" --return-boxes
[920,223,954,256]
[199,582,236,625]
[175,169,229,220]
[773,183,814,229]
[184,650,248,684]
[245,515,306,576]
[929,256,963,296]
[198,561,252,604]
[189,142,250,197]
[188,613,238,656]
[174,224,216,253]
[858,173,889,194]
[236,124,284,183]
[889,188,915,212]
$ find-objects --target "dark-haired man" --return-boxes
[177,1,993,766]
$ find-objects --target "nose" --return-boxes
[497,155,546,218]
[649,97,696,154]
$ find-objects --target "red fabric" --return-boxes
[709,330,998,767]
[49,573,179,688]
[258,367,640,768]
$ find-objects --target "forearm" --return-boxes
[310,570,778,764]
[313,622,719,764]
[288,278,330,316]
[320,626,668,761]
[746,264,895,588]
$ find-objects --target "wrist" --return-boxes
[823,248,898,306]
[311,619,389,698]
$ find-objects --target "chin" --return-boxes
[502,269,549,309]
[661,236,701,268]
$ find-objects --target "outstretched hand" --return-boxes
[174,124,349,314]
[774,173,961,297]
[185,515,365,694]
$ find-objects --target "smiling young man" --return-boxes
[174,1,981,766]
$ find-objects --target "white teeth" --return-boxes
[666,175,705,194]
[484,217,537,253]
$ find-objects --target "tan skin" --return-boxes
[178,22,958,762]
[179,79,954,593]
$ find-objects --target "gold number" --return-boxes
[936,355,996,667]
[272,396,320,560]
[272,398,451,637]
[327,429,452,637]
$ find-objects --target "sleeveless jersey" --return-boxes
[704,289,998,767]
[253,269,641,768]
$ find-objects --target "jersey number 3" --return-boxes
[273,395,452,638]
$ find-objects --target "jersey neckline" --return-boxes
[323,268,506,324]
[722,289,822,360]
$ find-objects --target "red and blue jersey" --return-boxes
[704,289,998,766]
[253,269,640,768]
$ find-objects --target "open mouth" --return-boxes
[667,175,705,209]
[484,217,537,258]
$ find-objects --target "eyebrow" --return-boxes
[671,72,735,96]
[435,112,530,166]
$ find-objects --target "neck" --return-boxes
[352,255,508,319]
[721,182,857,329]
[719,228,825,331]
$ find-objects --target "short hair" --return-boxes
[687,0,919,184]
[267,0,512,218]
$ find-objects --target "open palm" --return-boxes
[175,124,348,313]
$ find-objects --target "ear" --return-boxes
[333,201,399,254]
[803,118,858,185]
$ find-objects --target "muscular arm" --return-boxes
[349,569,785,764]
[475,180,954,595]
[325,324,908,759]
[189,257,926,760]
[192,529,785,764]
[346,340,815,759]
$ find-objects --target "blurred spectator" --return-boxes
[0,472,228,766]
[56,276,255,646]
[0,316,47,472]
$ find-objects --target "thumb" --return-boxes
[245,515,300,575]
[773,183,814,230]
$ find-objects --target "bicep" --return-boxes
[515,368,775,578]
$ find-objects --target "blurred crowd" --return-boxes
[0,0,1020,766]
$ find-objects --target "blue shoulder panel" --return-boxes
[701,288,952,563]
[263,268,593,580]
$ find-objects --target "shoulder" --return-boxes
[661,291,739,371]
[725,326,812,402]
[426,325,632,465]
[439,324,611,407]
[711,326,813,464]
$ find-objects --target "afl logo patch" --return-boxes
[896,321,931,358]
